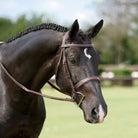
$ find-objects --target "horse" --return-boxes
[0,19,107,137]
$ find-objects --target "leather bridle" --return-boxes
[55,32,100,106]
[0,32,100,107]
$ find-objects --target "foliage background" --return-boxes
[0,0,138,64]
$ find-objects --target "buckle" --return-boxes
[75,92,85,107]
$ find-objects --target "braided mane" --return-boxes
[6,23,68,43]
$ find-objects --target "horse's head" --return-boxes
[56,20,107,123]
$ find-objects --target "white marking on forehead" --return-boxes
[98,104,105,123]
[84,48,91,59]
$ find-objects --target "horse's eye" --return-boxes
[69,57,76,65]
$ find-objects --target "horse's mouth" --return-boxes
[85,117,104,124]
[84,115,104,124]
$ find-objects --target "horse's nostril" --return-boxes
[91,107,98,118]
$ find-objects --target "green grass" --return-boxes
[39,86,138,138]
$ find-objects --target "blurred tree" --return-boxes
[0,13,55,42]
[11,13,54,41]
[0,17,13,41]
[92,0,138,64]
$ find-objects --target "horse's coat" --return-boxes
[0,19,107,137]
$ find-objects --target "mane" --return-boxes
[6,23,68,43]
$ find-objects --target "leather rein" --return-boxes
[0,32,100,106]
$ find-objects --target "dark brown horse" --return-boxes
[0,19,107,137]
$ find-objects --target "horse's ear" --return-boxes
[69,19,79,41]
[86,19,103,39]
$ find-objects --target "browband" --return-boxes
[61,44,93,48]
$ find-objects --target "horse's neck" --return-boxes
[1,30,63,91]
